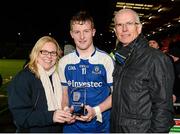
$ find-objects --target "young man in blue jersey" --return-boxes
[58,11,114,133]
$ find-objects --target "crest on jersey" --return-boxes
[92,66,101,74]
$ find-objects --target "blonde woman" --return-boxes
[7,36,74,133]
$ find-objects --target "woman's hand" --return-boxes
[53,109,75,123]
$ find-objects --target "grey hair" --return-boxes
[114,8,141,24]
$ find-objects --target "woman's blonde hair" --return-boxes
[25,36,62,78]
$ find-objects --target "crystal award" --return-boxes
[70,86,87,116]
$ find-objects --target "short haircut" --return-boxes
[114,8,141,24]
[70,10,94,30]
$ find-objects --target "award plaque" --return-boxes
[70,87,87,116]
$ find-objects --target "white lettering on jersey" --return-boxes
[82,67,86,75]
[67,80,102,88]
[68,66,76,70]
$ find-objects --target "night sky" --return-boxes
[0,0,115,44]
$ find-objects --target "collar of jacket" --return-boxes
[117,33,149,52]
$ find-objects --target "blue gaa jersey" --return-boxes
[58,48,114,133]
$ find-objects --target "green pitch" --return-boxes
[0,59,26,112]
[0,59,26,94]
[0,59,26,82]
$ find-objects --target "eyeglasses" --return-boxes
[115,22,140,29]
[40,50,57,57]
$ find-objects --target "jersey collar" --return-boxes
[75,47,96,58]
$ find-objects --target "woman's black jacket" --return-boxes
[7,67,63,133]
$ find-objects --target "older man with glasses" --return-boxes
[110,8,175,133]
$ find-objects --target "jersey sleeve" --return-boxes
[104,56,114,86]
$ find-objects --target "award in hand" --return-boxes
[70,86,87,116]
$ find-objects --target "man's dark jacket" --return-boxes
[110,34,175,133]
